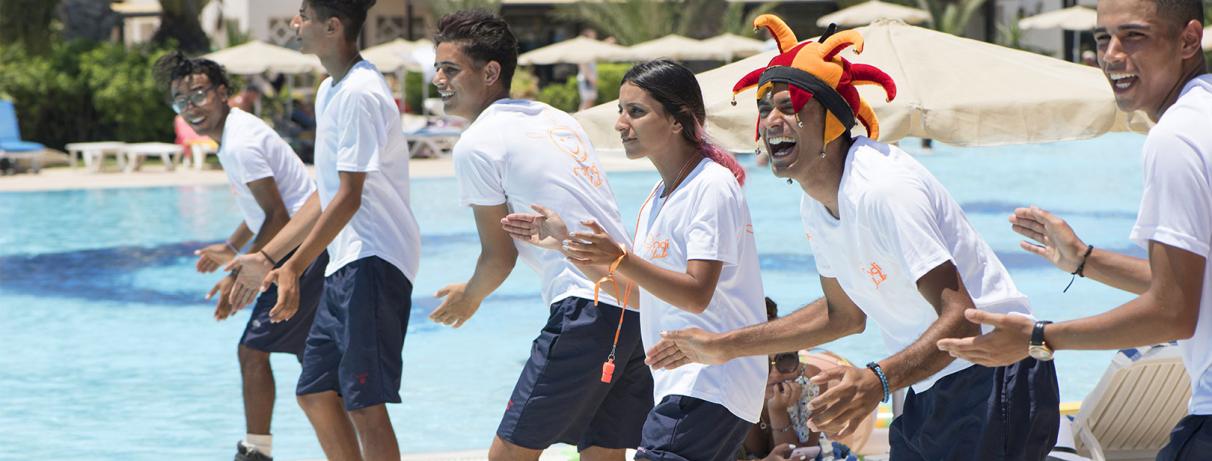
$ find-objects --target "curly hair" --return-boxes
[153,51,233,98]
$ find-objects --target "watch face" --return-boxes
[1028,345,1054,361]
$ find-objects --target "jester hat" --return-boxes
[733,15,897,145]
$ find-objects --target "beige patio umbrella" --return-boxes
[620,34,733,62]
[702,33,769,60]
[1018,5,1097,30]
[817,0,931,27]
[575,19,1142,153]
[203,40,323,75]
[363,38,426,72]
[518,37,629,65]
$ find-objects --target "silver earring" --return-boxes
[819,150,826,159]
[795,114,804,128]
[786,178,793,185]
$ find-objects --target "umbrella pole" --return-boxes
[287,74,294,120]
[398,69,406,113]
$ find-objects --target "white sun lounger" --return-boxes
[1071,343,1191,461]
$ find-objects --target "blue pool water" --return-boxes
[0,133,1147,460]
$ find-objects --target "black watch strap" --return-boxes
[1031,320,1053,346]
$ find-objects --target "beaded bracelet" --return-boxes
[866,362,891,403]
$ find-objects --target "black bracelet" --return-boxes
[1063,244,1094,293]
[260,249,280,267]
[866,362,891,403]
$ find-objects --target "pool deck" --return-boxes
[0,155,654,193]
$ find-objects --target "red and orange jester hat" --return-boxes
[733,14,897,145]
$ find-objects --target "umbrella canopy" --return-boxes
[702,33,769,60]
[620,34,733,62]
[362,38,428,72]
[817,0,931,27]
[203,40,322,74]
[575,19,1139,152]
[518,36,629,65]
[1018,5,1097,31]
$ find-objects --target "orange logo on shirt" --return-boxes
[645,238,670,259]
[548,127,589,162]
[745,224,754,234]
[573,164,604,188]
[866,262,887,288]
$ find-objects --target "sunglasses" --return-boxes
[172,86,215,114]
[770,352,800,374]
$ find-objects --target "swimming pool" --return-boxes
[0,133,1147,460]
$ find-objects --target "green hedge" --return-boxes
[535,62,632,113]
[0,41,175,150]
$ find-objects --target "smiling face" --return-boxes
[170,73,227,138]
[1095,0,1193,117]
[757,85,828,179]
[614,82,682,160]
[432,41,499,120]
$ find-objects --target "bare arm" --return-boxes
[462,204,519,302]
[938,241,1204,365]
[281,172,363,273]
[1048,241,1204,349]
[1010,206,1151,293]
[245,176,291,253]
[226,223,254,250]
[429,204,518,328]
[616,255,720,314]
[646,276,866,368]
[879,261,980,390]
[260,191,321,264]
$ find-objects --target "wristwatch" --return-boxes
[1028,320,1055,361]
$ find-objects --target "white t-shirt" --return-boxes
[1128,75,1212,415]
[314,60,421,281]
[217,108,315,232]
[635,159,767,423]
[453,99,630,307]
[801,137,1031,393]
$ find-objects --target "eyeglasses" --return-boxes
[171,86,215,114]
[770,352,800,374]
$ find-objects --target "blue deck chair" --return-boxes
[0,100,45,172]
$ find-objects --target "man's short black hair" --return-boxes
[433,10,518,92]
[1155,0,1204,31]
[306,0,376,41]
[153,51,232,97]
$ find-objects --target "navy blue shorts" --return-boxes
[634,395,751,461]
[1157,414,1212,460]
[240,251,328,356]
[497,296,653,451]
[295,256,412,411]
[889,358,1059,461]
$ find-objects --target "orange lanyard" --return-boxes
[595,185,658,383]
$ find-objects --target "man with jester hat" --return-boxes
[645,15,1061,460]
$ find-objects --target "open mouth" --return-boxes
[187,115,207,125]
[437,89,454,102]
[1107,71,1138,92]
[766,135,797,159]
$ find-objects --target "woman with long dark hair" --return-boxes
[503,59,767,461]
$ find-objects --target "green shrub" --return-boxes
[537,77,579,113]
[596,62,630,104]
[0,40,174,150]
[403,71,438,114]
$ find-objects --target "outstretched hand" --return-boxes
[429,283,482,328]
[645,328,731,369]
[194,243,236,273]
[1010,206,1086,273]
[936,309,1035,367]
[807,366,882,439]
[224,252,274,308]
[563,220,624,265]
[500,204,568,251]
